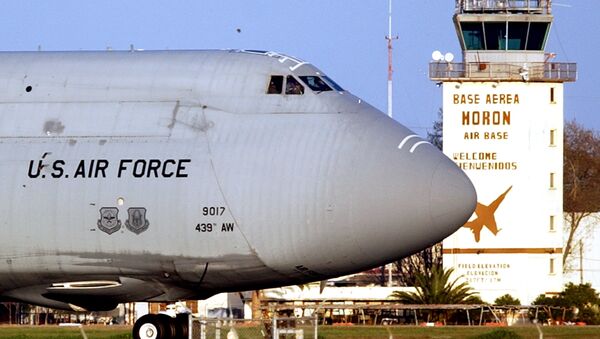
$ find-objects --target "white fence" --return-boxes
[190,316,318,339]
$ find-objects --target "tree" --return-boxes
[561,283,600,324]
[393,244,442,286]
[427,108,443,150]
[495,294,521,306]
[530,293,562,324]
[390,266,479,323]
[563,121,600,270]
[390,266,478,304]
[530,283,600,325]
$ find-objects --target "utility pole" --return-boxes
[386,0,398,119]
[579,239,583,284]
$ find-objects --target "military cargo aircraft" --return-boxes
[0,50,476,338]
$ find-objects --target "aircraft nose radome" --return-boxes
[331,111,477,271]
[430,157,477,237]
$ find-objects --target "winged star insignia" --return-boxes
[98,207,122,235]
[125,207,150,234]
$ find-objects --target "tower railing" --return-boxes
[456,0,551,14]
[429,61,576,82]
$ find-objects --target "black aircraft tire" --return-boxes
[175,313,190,338]
[156,314,178,338]
[133,314,172,339]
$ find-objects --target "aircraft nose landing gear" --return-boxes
[133,313,187,339]
[139,322,158,339]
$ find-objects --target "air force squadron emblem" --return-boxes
[98,207,122,235]
[125,207,150,234]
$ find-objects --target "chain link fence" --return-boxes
[191,316,318,339]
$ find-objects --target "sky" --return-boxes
[1,0,597,135]
[0,0,598,291]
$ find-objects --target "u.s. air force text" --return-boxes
[27,158,191,179]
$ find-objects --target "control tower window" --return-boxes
[508,22,528,50]
[527,22,549,50]
[461,22,484,50]
[299,76,332,92]
[267,75,283,94]
[285,75,304,95]
[460,21,550,51]
[485,22,507,50]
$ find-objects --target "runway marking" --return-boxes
[410,141,430,153]
[397,134,419,150]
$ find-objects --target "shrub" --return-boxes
[472,329,522,339]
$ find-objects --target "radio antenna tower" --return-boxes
[386,0,398,119]
[384,0,399,286]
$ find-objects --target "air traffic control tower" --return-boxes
[430,0,576,304]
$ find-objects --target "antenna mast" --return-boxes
[385,0,399,286]
[386,0,398,119]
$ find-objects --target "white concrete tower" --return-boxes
[430,0,577,304]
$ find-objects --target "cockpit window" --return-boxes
[285,75,304,95]
[299,76,332,92]
[267,75,283,94]
[322,75,344,92]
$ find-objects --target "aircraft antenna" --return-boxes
[386,0,398,119]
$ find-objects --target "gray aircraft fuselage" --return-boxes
[0,50,476,311]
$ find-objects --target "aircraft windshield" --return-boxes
[299,76,332,92]
[266,74,344,95]
[285,75,304,95]
[322,76,344,92]
[267,75,284,94]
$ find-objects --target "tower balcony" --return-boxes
[429,61,576,82]
[457,0,552,14]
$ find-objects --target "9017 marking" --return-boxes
[202,206,225,216]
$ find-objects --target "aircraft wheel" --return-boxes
[175,313,190,338]
[156,314,178,338]
[133,314,172,339]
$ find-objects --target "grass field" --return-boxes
[320,325,600,338]
[0,325,598,339]
[0,325,131,339]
